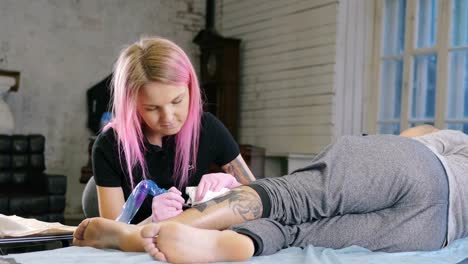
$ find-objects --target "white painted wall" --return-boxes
[0,0,205,219]
[221,0,338,156]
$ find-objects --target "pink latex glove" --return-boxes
[195,173,241,202]
[151,187,185,222]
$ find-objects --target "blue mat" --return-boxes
[3,237,468,263]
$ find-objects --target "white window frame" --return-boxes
[334,0,376,138]
[367,0,468,134]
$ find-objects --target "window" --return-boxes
[374,0,468,134]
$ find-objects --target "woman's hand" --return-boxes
[151,187,185,222]
[195,173,241,202]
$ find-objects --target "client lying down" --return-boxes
[73,125,468,263]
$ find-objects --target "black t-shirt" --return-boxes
[92,112,239,224]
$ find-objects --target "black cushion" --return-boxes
[0,170,11,184]
[12,154,28,169]
[12,135,28,153]
[48,195,66,212]
[46,213,64,223]
[29,135,45,153]
[0,135,11,153]
[9,195,49,214]
[46,174,67,195]
[11,170,28,184]
[30,153,45,171]
[0,134,66,223]
[0,154,11,169]
[26,214,48,222]
[0,196,8,214]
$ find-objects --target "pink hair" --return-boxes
[106,37,202,190]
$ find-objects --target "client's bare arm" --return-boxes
[399,125,440,138]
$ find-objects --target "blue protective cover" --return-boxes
[6,237,468,264]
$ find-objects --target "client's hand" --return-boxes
[151,187,185,222]
[196,173,241,202]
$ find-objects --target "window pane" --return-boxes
[379,123,401,134]
[447,123,468,133]
[380,59,403,120]
[451,0,468,47]
[411,54,437,121]
[416,0,437,48]
[447,50,468,120]
[383,0,406,55]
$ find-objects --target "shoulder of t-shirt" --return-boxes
[201,111,217,126]
[201,112,220,132]
[416,129,468,156]
[418,129,468,143]
[93,127,118,151]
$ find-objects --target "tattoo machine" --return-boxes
[115,180,167,224]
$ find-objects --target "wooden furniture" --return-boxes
[194,27,266,179]
[194,31,241,140]
[240,144,265,179]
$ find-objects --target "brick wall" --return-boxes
[0,0,204,218]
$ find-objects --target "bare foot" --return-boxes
[73,217,144,252]
[141,222,255,263]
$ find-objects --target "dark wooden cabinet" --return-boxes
[194,30,265,179]
[194,31,241,140]
[240,144,265,179]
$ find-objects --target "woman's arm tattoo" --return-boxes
[191,189,262,221]
[223,158,256,184]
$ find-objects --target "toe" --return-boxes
[145,243,167,262]
[153,251,167,262]
[143,240,156,252]
[73,218,91,240]
[140,223,160,238]
[73,238,84,247]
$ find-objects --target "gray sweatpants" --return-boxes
[230,135,449,256]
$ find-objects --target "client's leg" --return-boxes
[73,186,262,251]
[139,197,447,263]
[222,135,450,255]
[226,201,447,257]
[253,135,447,225]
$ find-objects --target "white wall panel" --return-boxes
[221,0,338,155]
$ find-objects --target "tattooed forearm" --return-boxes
[223,157,256,184]
[192,189,262,221]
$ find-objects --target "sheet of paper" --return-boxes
[0,214,76,238]
[185,187,230,205]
